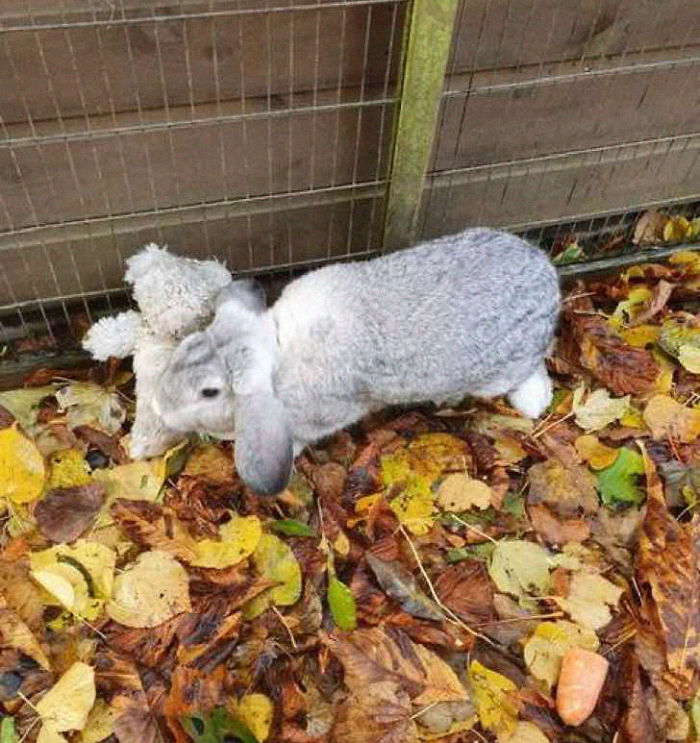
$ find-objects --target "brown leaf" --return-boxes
[569,314,659,395]
[633,210,667,245]
[113,699,166,743]
[365,554,443,622]
[331,681,416,743]
[527,459,599,516]
[528,504,590,545]
[344,442,382,505]
[163,665,226,743]
[74,424,129,464]
[324,627,468,707]
[636,450,700,697]
[433,561,496,625]
[629,280,675,326]
[182,444,236,488]
[35,483,105,543]
[617,650,657,743]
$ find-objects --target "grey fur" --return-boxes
[155,228,560,494]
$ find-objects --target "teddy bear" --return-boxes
[82,244,232,458]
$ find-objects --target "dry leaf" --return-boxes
[488,540,551,605]
[35,484,105,543]
[46,449,92,490]
[435,473,492,512]
[191,515,262,569]
[633,210,667,245]
[36,661,96,732]
[678,344,700,373]
[107,550,191,628]
[574,435,619,469]
[468,660,519,739]
[243,534,302,619]
[79,698,120,743]
[434,561,496,625]
[55,383,125,435]
[572,387,630,432]
[527,459,599,517]
[554,573,623,630]
[0,602,51,669]
[643,394,700,443]
[228,694,274,742]
[182,444,236,487]
[528,504,590,546]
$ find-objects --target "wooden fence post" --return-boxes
[381,0,459,251]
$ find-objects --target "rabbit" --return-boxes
[154,228,561,495]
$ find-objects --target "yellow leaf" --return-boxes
[0,425,46,504]
[243,534,302,619]
[0,386,58,430]
[191,515,262,569]
[36,661,96,732]
[46,449,92,490]
[229,694,274,742]
[574,435,619,470]
[572,387,630,432]
[608,287,652,330]
[492,432,527,464]
[468,660,518,740]
[79,699,119,743]
[620,325,660,348]
[183,443,235,486]
[652,349,675,395]
[670,249,700,272]
[0,603,51,669]
[436,473,492,512]
[643,394,700,443]
[37,727,67,743]
[333,530,351,558]
[488,540,551,606]
[107,550,191,628]
[620,406,646,429]
[679,345,700,374]
[30,541,116,621]
[523,621,599,690]
[663,215,691,243]
[554,573,623,630]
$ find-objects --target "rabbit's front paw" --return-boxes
[507,364,552,420]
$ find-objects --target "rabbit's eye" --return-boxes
[200,387,220,399]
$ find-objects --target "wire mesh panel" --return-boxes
[420,0,700,246]
[0,0,404,346]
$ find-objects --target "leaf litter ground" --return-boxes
[0,248,699,743]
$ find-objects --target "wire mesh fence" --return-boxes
[0,0,699,360]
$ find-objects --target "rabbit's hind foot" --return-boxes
[507,364,552,420]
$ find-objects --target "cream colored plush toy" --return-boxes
[82,244,232,458]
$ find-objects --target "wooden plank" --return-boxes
[432,52,700,171]
[449,0,700,74]
[0,92,393,232]
[382,0,459,249]
[0,192,384,305]
[0,2,402,124]
[419,135,700,237]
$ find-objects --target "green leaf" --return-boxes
[181,708,258,743]
[597,447,645,508]
[327,576,357,631]
[268,519,315,537]
[0,717,17,743]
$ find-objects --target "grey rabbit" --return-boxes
[154,228,561,495]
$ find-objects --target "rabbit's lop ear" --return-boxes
[216,279,266,314]
[234,392,293,496]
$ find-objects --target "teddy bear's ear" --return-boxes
[215,279,267,314]
[124,243,168,286]
[82,310,143,360]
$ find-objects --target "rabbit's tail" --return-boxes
[82,310,142,360]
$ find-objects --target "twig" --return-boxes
[272,606,298,650]
[399,526,496,647]
[447,514,498,545]
[531,411,574,439]
[475,611,563,628]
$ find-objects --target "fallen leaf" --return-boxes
[574,434,619,469]
[435,473,492,512]
[468,660,519,740]
[633,210,667,245]
[679,344,700,373]
[663,215,691,243]
[528,504,590,545]
[572,387,630,432]
[268,519,315,537]
[331,681,417,743]
[46,449,92,490]
[366,553,443,622]
[79,699,119,743]
[554,573,623,630]
[36,727,66,743]
[92,459,166,511]
[327,576,357,631]
[182,444,236,488]
[597,447,645,508]
[35,484,105,543]
[325,627,468,706]
[191,515,262,569]
[0,425,46,504]
[658,316,700,359]
[55,383,125,436]
[527,459,599,516]
[488,540,551,605]
[523,621,599,689]
[637,450,700,694]
[620,324,660,348]
[229,694,274,742]
[509,721,551,743]
[107,550,191,628]
[433,560,496,624]
[643,394,700,443]
[0,386,57,431]
[0,603,51,669]
[180,707,257,743]
[36,661,96,732]
[243,534,302,619]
